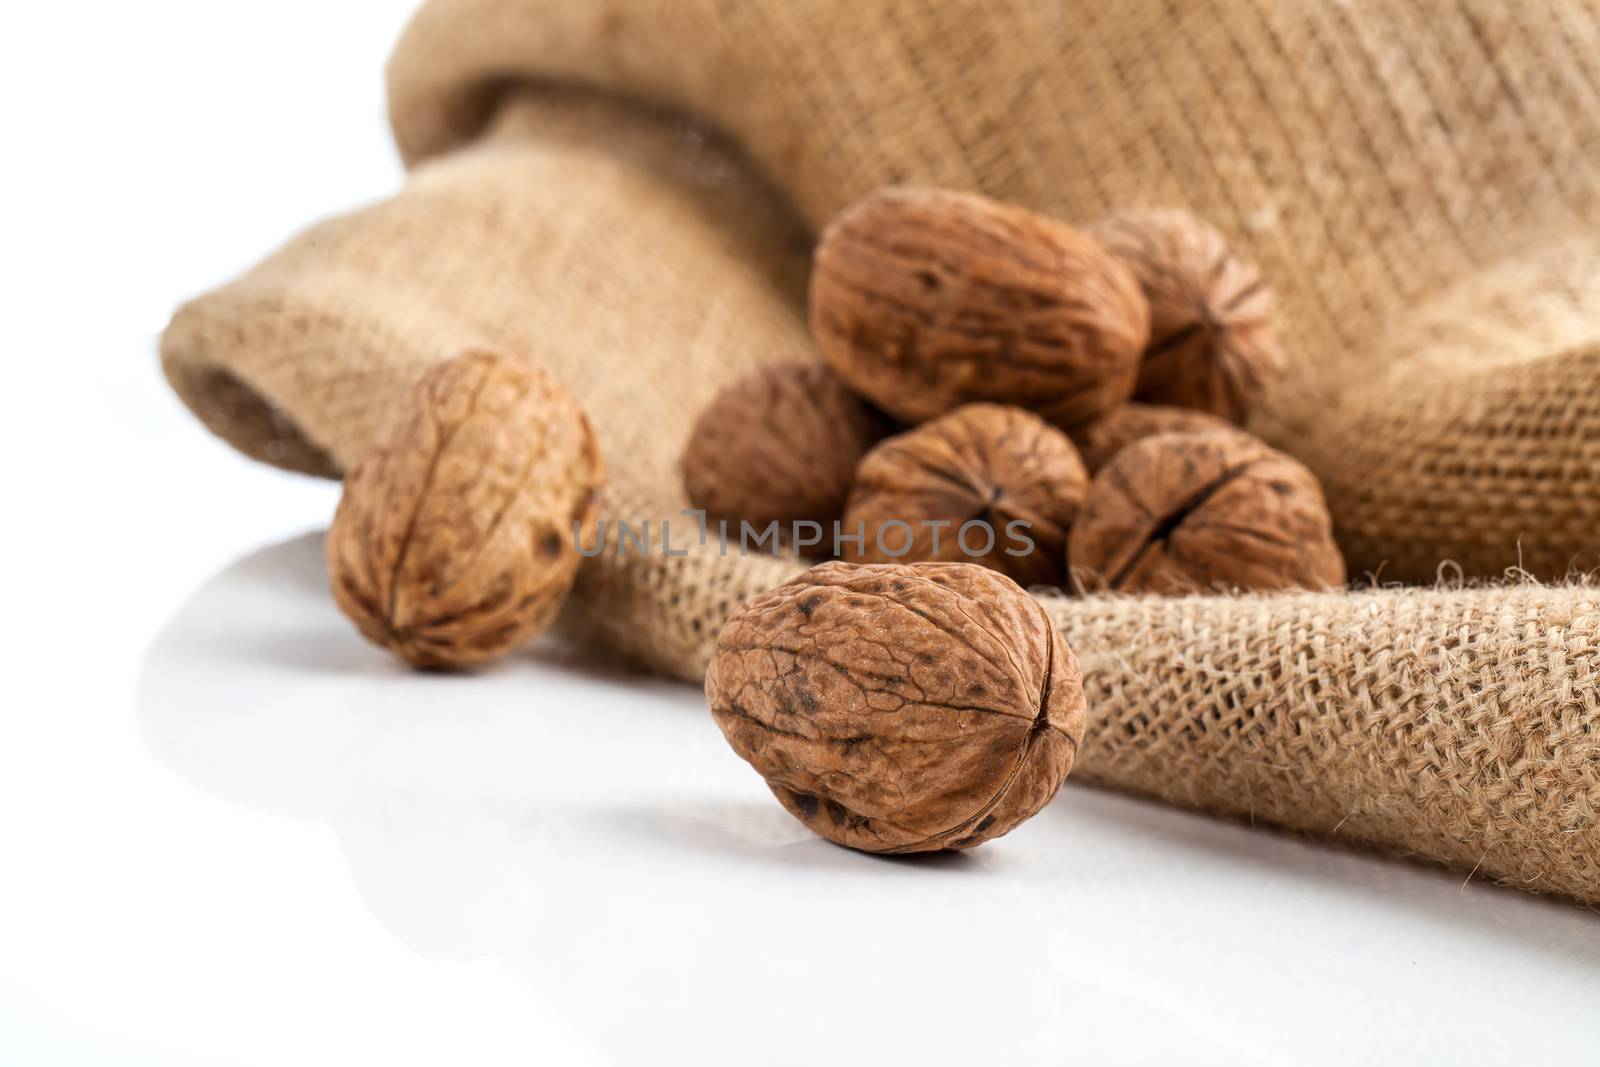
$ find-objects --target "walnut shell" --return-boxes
[810,187,1150,428]
[327,351,604,669]
[841,404,1087,586]
[1068,431,1344,594]
[1088,210,1280,424]
[1069,402,1240,474]
[682,361,889,529]
[706,561,1085,853]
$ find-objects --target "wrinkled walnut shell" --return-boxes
[1089,210,1279,424]
[682,361,889,529]
[811,187,1150,427]
[327,351,604,669]
[706,561,1085,853]
[1068,432,1345,594]
[842,404,1087,586]
[1070,402,1240,474]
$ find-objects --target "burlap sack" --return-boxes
[161,0,1600,903]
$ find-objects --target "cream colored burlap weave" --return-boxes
[161,0,1600,902]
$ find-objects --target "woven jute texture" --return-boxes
[161,0,1600,902]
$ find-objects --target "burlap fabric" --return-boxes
[161,0,1600,902]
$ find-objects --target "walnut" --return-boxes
[1069,402,1240,474]
[682,361,889,530]
[810,187,1150,428]
[706,561,1085,853]
[841,404,1087,587]
[326,351,604,669]
[1068,431,1344,594]
[1088,210,1280,424]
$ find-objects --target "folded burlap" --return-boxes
[161,0,1600,902]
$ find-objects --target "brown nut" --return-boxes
[841,403,1087,586]
[682,361,889,530]
[1070,402,1240,474]
[1068,431,1345,594]
[810,187,1150,428]
[327,351,604,669]
[706,561,1086,853]
[1088,209,1280,424]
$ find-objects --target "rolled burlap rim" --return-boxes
[163,0,1600,903]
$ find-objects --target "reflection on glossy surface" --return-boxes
[140,535,1600,1066]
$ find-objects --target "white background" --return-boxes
[1,3,1596,1064]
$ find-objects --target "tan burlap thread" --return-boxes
[162,0,1600,902]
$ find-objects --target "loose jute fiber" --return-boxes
[161,0,1600,902]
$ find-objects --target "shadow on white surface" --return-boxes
[137,534,1600,1066]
